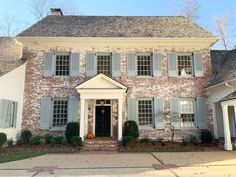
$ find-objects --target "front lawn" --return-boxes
[0,145,81,163]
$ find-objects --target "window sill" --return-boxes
[139,126,155,130]
[50,127,66,131]
[0,126,15,129]
[178,127,198,130]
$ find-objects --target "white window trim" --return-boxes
[179,98,195,128]
[176,53,194,78]
[136,53,153,77]
[53,52,71,77]
[50,98,69,130]
[137,98,154,129]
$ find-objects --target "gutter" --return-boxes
[204,77,236,91]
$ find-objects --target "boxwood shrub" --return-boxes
[201,130,213,144]
[123,120,139,140]
[0,132,7,147]
[65,122,80,143]
[21,130,32,144]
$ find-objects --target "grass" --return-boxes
[0,149,80,163]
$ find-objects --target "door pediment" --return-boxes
[76,73,128,90]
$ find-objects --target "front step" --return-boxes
[82,138,119,152]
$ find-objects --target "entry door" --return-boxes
[95,106,111,136]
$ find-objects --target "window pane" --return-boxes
[137,55,151,76]
[138,100,153,126]
[97,54,111,76]
[180,99,195,127]
[52,100,68,127]
[55,54,70,76]
[177,55,192,76]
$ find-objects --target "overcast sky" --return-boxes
[0,0,235,49]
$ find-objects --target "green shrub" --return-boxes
[139,138,153,145]
[0,133,7,147]
[122,136,133,146]
[49,137,57,146]
[29,136,40,145]
[65,122,80,143]
[7,138,13,147]
[123,120,139,140]
[16,139,23,146]
[44,134,54,144]
[54,136,66,145]
[182,134,199,146]
[21,130,32,144]
[70,136,82,146]
[201,130,213,144]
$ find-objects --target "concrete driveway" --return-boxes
[0,151,236,177]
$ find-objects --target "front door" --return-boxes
[95,106,111,137]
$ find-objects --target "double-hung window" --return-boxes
[177,54,193,77]
[138,99,153,127]
[97,53,111,76]
[137,53,152,76]
[55,53,70,76]
[52,99,68,127]
[179,99,195,127]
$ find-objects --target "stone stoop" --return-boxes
[82,138,120,152]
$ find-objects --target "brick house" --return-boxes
[1,8,218,147]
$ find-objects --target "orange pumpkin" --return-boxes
[86,132,94,139]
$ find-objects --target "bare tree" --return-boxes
[28,0,55,21]
[214,15,230,50]
[0,13,21,36]
[172,0,200,22]
[28,0,79,21]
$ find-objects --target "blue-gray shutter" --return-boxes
[86,52,96,77]
[154,98,164,129]
[0,99,8,127]
[127,53,136,76]
[128,98,138,123]
[196,98,207,129]
[68,96,79,123]
[169,98,181,128]
[43,53,54,76]
[40,97,51,130]
[112,53,121,77]
[12,101,18,128]
[70,53,80,76]
[168,53,178,77]
[153,53,162,77]
[193,53,204,77]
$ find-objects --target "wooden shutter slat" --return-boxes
[170,98,181,128]
[43,53,54,76]
[70,53,80,76]
[196,98,207,129]
[86,52,96,77]
[154,98,164,129]
[112,53,121,77]
[168,53,178,77]
[193,53,204,77]
[40,97,51,130]
[68,96,79,123]
[128,98,138,123]
[127,53,136,76]
[153,53,162,77]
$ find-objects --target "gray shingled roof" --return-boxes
[208,49,236,87]
[17,15,214,38]
[0,59,26,77]
[210,50,229,76]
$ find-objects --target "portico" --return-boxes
[75,74,128,141]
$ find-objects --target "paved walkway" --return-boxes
[0,151,236,176]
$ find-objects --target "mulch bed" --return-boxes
[120,141,220,152]
[0,145,81,156]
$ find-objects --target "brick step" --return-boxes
[82,138,119,152]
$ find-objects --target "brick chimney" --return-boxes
[50,8,63,16]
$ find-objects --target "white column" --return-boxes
[84,100,89,135]
[80,98,85,140]
[118,98,123,141]
[221,104,232,150]
[212,103,219,139]
[234,105,236,147]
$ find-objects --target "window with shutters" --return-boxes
[0,99,17,128]
[180,99,195,127]
[55,54,70,76]
[97,53,111,76]
[137,54,152,76]
[177,54,193,77]
[138,99,153,127]
[52,99,68,127]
